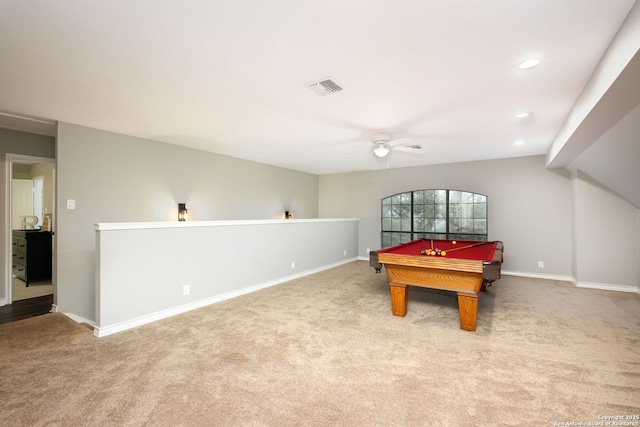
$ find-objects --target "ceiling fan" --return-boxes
[371,132,423,158]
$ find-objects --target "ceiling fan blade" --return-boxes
[393,144,424,154]
[387,137,413,147]
[344,148,371,156]
[338,138,373,156]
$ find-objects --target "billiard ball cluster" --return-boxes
[421,248,447,256]
[420,240,457,257]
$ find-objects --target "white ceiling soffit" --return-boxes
[546,1,640,169]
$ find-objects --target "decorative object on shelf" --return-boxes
[42,213,53,231]
[20,215,39,229]
[178,203,188,221]
[285,210,292,220]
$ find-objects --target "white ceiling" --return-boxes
[0,1,638,184]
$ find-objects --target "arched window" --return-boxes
[381,189,487,248]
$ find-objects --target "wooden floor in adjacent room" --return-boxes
[0,294,54,324]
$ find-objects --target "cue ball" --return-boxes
[452,240,457,244]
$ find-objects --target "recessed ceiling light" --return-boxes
[518,58,541,70]
[514,140,525,145]
[515,112,529,118]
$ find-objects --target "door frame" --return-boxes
[4,153,56,305]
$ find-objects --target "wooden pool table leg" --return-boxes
[457,293,478,332]
[389,283,408,317]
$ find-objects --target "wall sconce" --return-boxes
[285,210,292,220]
[178,203,188,221]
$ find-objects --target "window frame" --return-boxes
[381,189,488,248]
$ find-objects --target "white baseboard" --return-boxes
[575,280,640,294]
[63,313,95,326]
[0,298,6,307]
[93,258,358,338]
[367,264,638,294]
[498,271,639,294]
[49,303,97,328]
[501,270,573,282]
[363,260,576,283]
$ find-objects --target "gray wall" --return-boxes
[573,170,638,289]
[565,103,640,210]
[0,129,55,302]
[56,122,319,322]
[319,155,638,290]
[5,122,638,320]
[95,219,358,336]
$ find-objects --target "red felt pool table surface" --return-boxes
[377,239,499,261]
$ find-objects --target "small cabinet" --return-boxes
[12,230,52,286]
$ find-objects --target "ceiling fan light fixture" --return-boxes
[374,144,390,157]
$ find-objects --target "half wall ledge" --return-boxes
[94,217,359,231]
[94,218,359,337]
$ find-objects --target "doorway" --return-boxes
[4,154,55,306]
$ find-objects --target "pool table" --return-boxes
[370,239,503,331]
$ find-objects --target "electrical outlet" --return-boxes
[343,250,347,256]
[291,261,295,269]
[66,199,76,210]
[183,285,190,296]
[366,248,370,254]
[538,261,544,268]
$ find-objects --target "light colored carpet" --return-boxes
[0,261,638,426]
[11,277,53,301]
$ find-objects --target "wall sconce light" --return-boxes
[285,210,292,220]
[178,203,188,221]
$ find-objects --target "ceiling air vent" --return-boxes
[305,78,344,96]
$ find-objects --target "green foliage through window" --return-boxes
[381,190,487,248]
